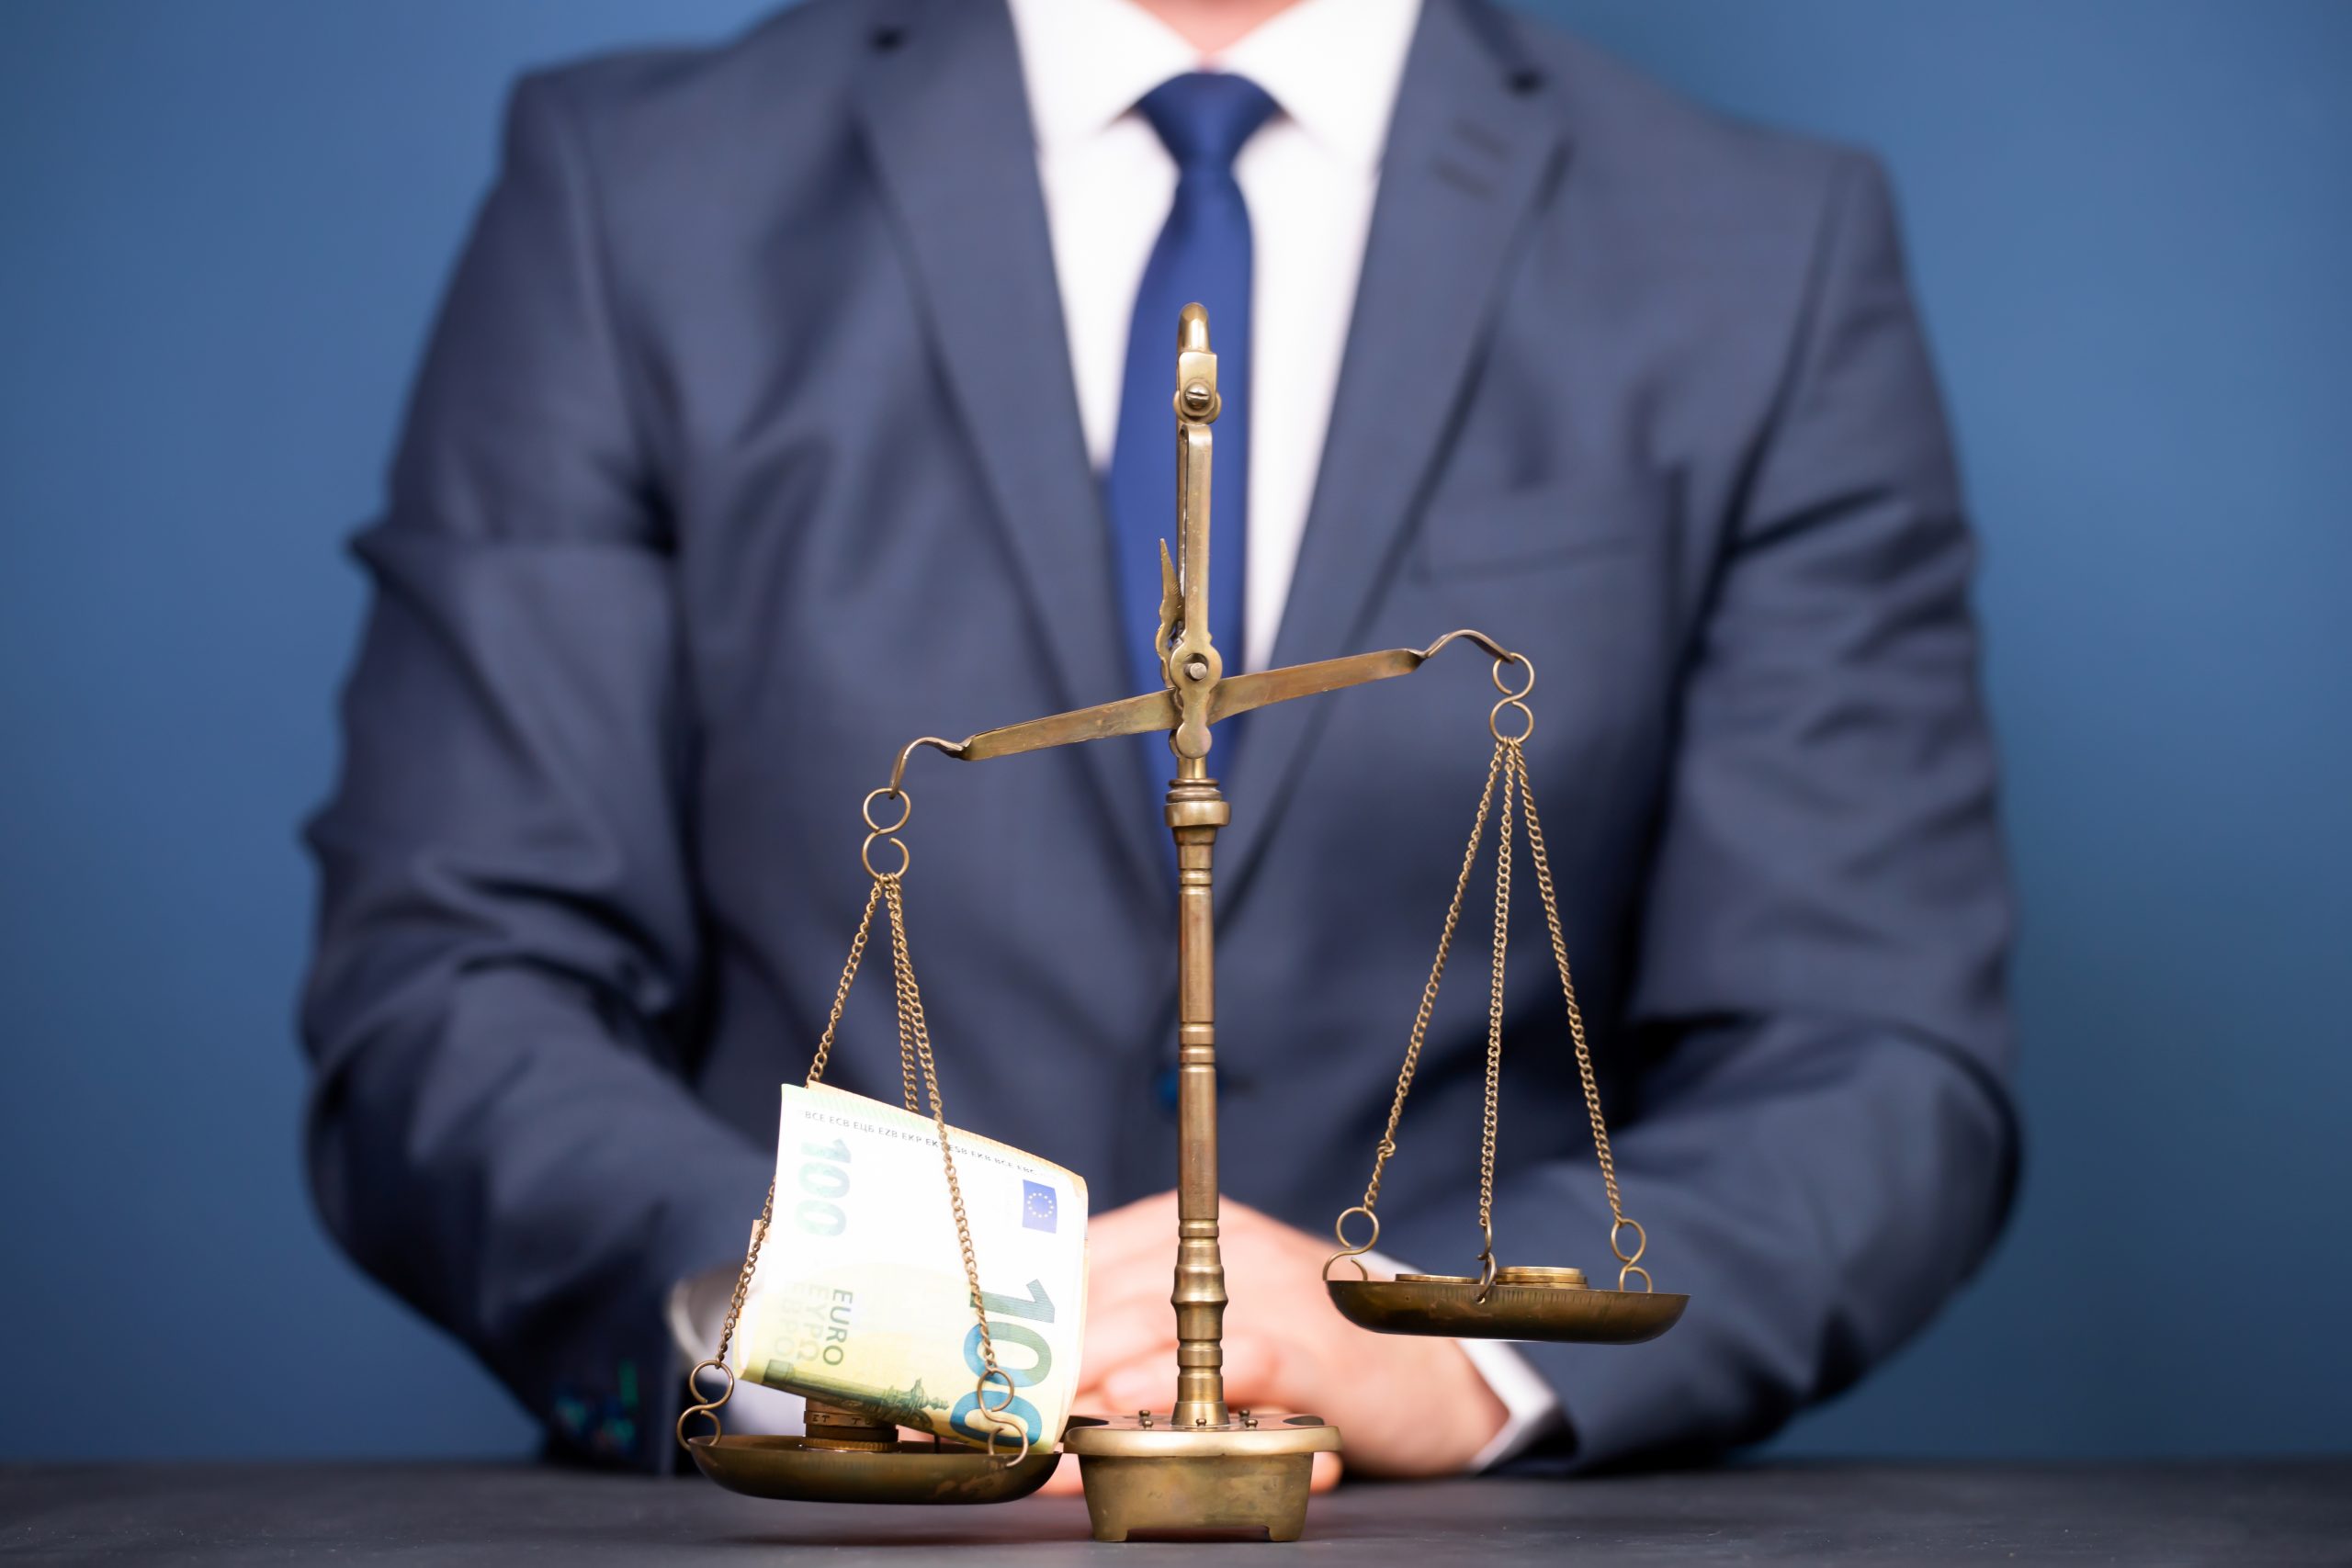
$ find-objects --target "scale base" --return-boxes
[1061,1413,1341,1541]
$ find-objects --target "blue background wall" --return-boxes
[2,0,2345,1461]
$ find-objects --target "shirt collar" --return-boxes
[1006,0,1424,174]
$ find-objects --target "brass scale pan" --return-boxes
[684,1433,1062,1506]
[1328,1267,1689,1344]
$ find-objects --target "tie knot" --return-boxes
[1139,72,1278,174]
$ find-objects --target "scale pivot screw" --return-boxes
[1185,658,1208,681]
[1182,381,1213,414]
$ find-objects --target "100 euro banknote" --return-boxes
[730,1083,1090,1448]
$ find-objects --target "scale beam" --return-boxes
[885,628,1521,796]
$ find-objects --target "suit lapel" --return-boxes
[1219,0,1568,896]
[854,0,1163,891]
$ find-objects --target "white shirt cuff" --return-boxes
[668,1265,808,1436]
[1361,1249,1564,1471]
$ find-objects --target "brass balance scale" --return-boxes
[676,306,1687,1541]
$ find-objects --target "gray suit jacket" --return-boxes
[303,0,2016,1472]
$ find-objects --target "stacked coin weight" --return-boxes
[1494,1266,1589,1289]
[802,1397,902,1451]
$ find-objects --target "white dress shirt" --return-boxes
[1006,0,1416,673]
[672,0,1563,1475]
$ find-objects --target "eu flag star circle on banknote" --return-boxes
[1022,1179,1057,1233]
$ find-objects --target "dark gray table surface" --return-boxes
[3,1461,2345,1566]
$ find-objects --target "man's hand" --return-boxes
[1038,1191,1507,1495]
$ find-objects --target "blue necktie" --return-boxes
[1104,73,1278,711]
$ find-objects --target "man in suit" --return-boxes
[302,0,2016,1479]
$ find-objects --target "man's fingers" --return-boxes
[1075,1192,1348,1497]
[1084,1190,1319,1283]
[1093,1353,1179,1414]
[1210,1333,1313,1410]
[1080,1297,1175,1382]
[1216,1337,1342,1493]
[1217,1193,1269,1225]
[1087,1338,1303,1414]
[1084,1190,1182,1270]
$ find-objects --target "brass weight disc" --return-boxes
[1328,1277,1686,1343]
[684,1434,1061,1505]
[1494,1266,1588,1288]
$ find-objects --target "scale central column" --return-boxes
[1063,302,1338,1542]
[1166,764,1231,1429]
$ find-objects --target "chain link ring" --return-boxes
[675,1358,735,1450]
[975,1369,1030,1464]
[862,786,912,835]
[1490,654,1536,701]
[861,829,910,880]
[1490,654,1537,741]
[1323,1203,1381,1280]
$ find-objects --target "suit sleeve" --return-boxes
[300,75,767,1471]
[1397,152,2018,1469]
